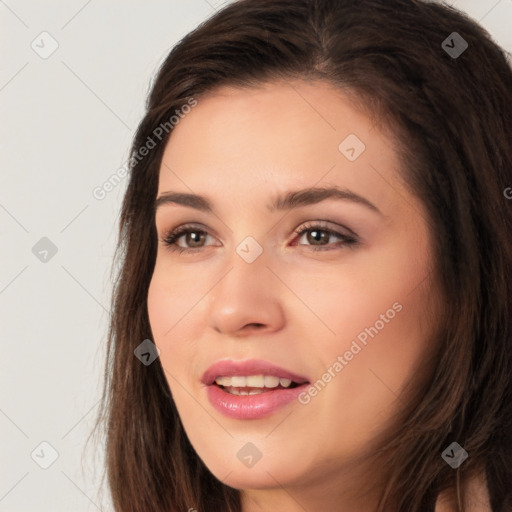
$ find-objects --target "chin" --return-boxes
[218,468,290,490]
[203,455,304,490]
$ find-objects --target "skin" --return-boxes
[147,79,450,511]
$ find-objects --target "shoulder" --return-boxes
[435,471,492,512]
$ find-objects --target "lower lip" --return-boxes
[205,383,310,419]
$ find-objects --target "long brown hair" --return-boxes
[89,1,512,510]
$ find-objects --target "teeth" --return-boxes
[215,376,231,387]
[264,376,280,388]
[230,376,246,387]
[214,375,294,389]
[246,375,265,387]
[228,389,266,396]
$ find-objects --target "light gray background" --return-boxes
[1,1,511,510]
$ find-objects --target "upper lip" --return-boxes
[201,359,310,386]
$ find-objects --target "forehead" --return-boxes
[163,79,386,162]
[157,79,408,215]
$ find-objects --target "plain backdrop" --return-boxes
[1,1,511,510]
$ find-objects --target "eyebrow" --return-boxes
[154,186,382,215]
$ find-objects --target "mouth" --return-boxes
[202,360,311,419]
[213,374,303,395]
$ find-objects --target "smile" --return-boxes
[202,360,310,419]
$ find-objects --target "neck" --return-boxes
[240,456,384,512]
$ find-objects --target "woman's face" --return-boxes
[147,79,440,507]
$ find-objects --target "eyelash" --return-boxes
[160,222,359,255]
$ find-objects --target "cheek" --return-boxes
[147,271,171,344]
[288,225,433,358]
[147,265,202,373]
[283,241,432,350]
[295,238,436,443]
[147,268,229,472]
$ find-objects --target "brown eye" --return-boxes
[161,225,216,254]
[303,229,331,245]
[293,223,359,251]
[182,231,207,248]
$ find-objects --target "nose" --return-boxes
[207,248,286,336]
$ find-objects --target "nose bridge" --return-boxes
[215,237,270,305]
[207,238,285,334]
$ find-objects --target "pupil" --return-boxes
[187,231,204,247]
[308,230,328,245]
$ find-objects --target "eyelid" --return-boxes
[160,223,220,248]
[160,220,359,253]
[291,221,359,250]
[292,219,358,239]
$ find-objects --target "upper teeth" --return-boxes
[215,375,293,388]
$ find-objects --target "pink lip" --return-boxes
[201,359,309,385]
[202,359,310,420]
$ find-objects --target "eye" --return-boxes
[160,224,217,254]
[291,221,359,251]
[160,221,360,255]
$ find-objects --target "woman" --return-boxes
[92,0,512,510]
